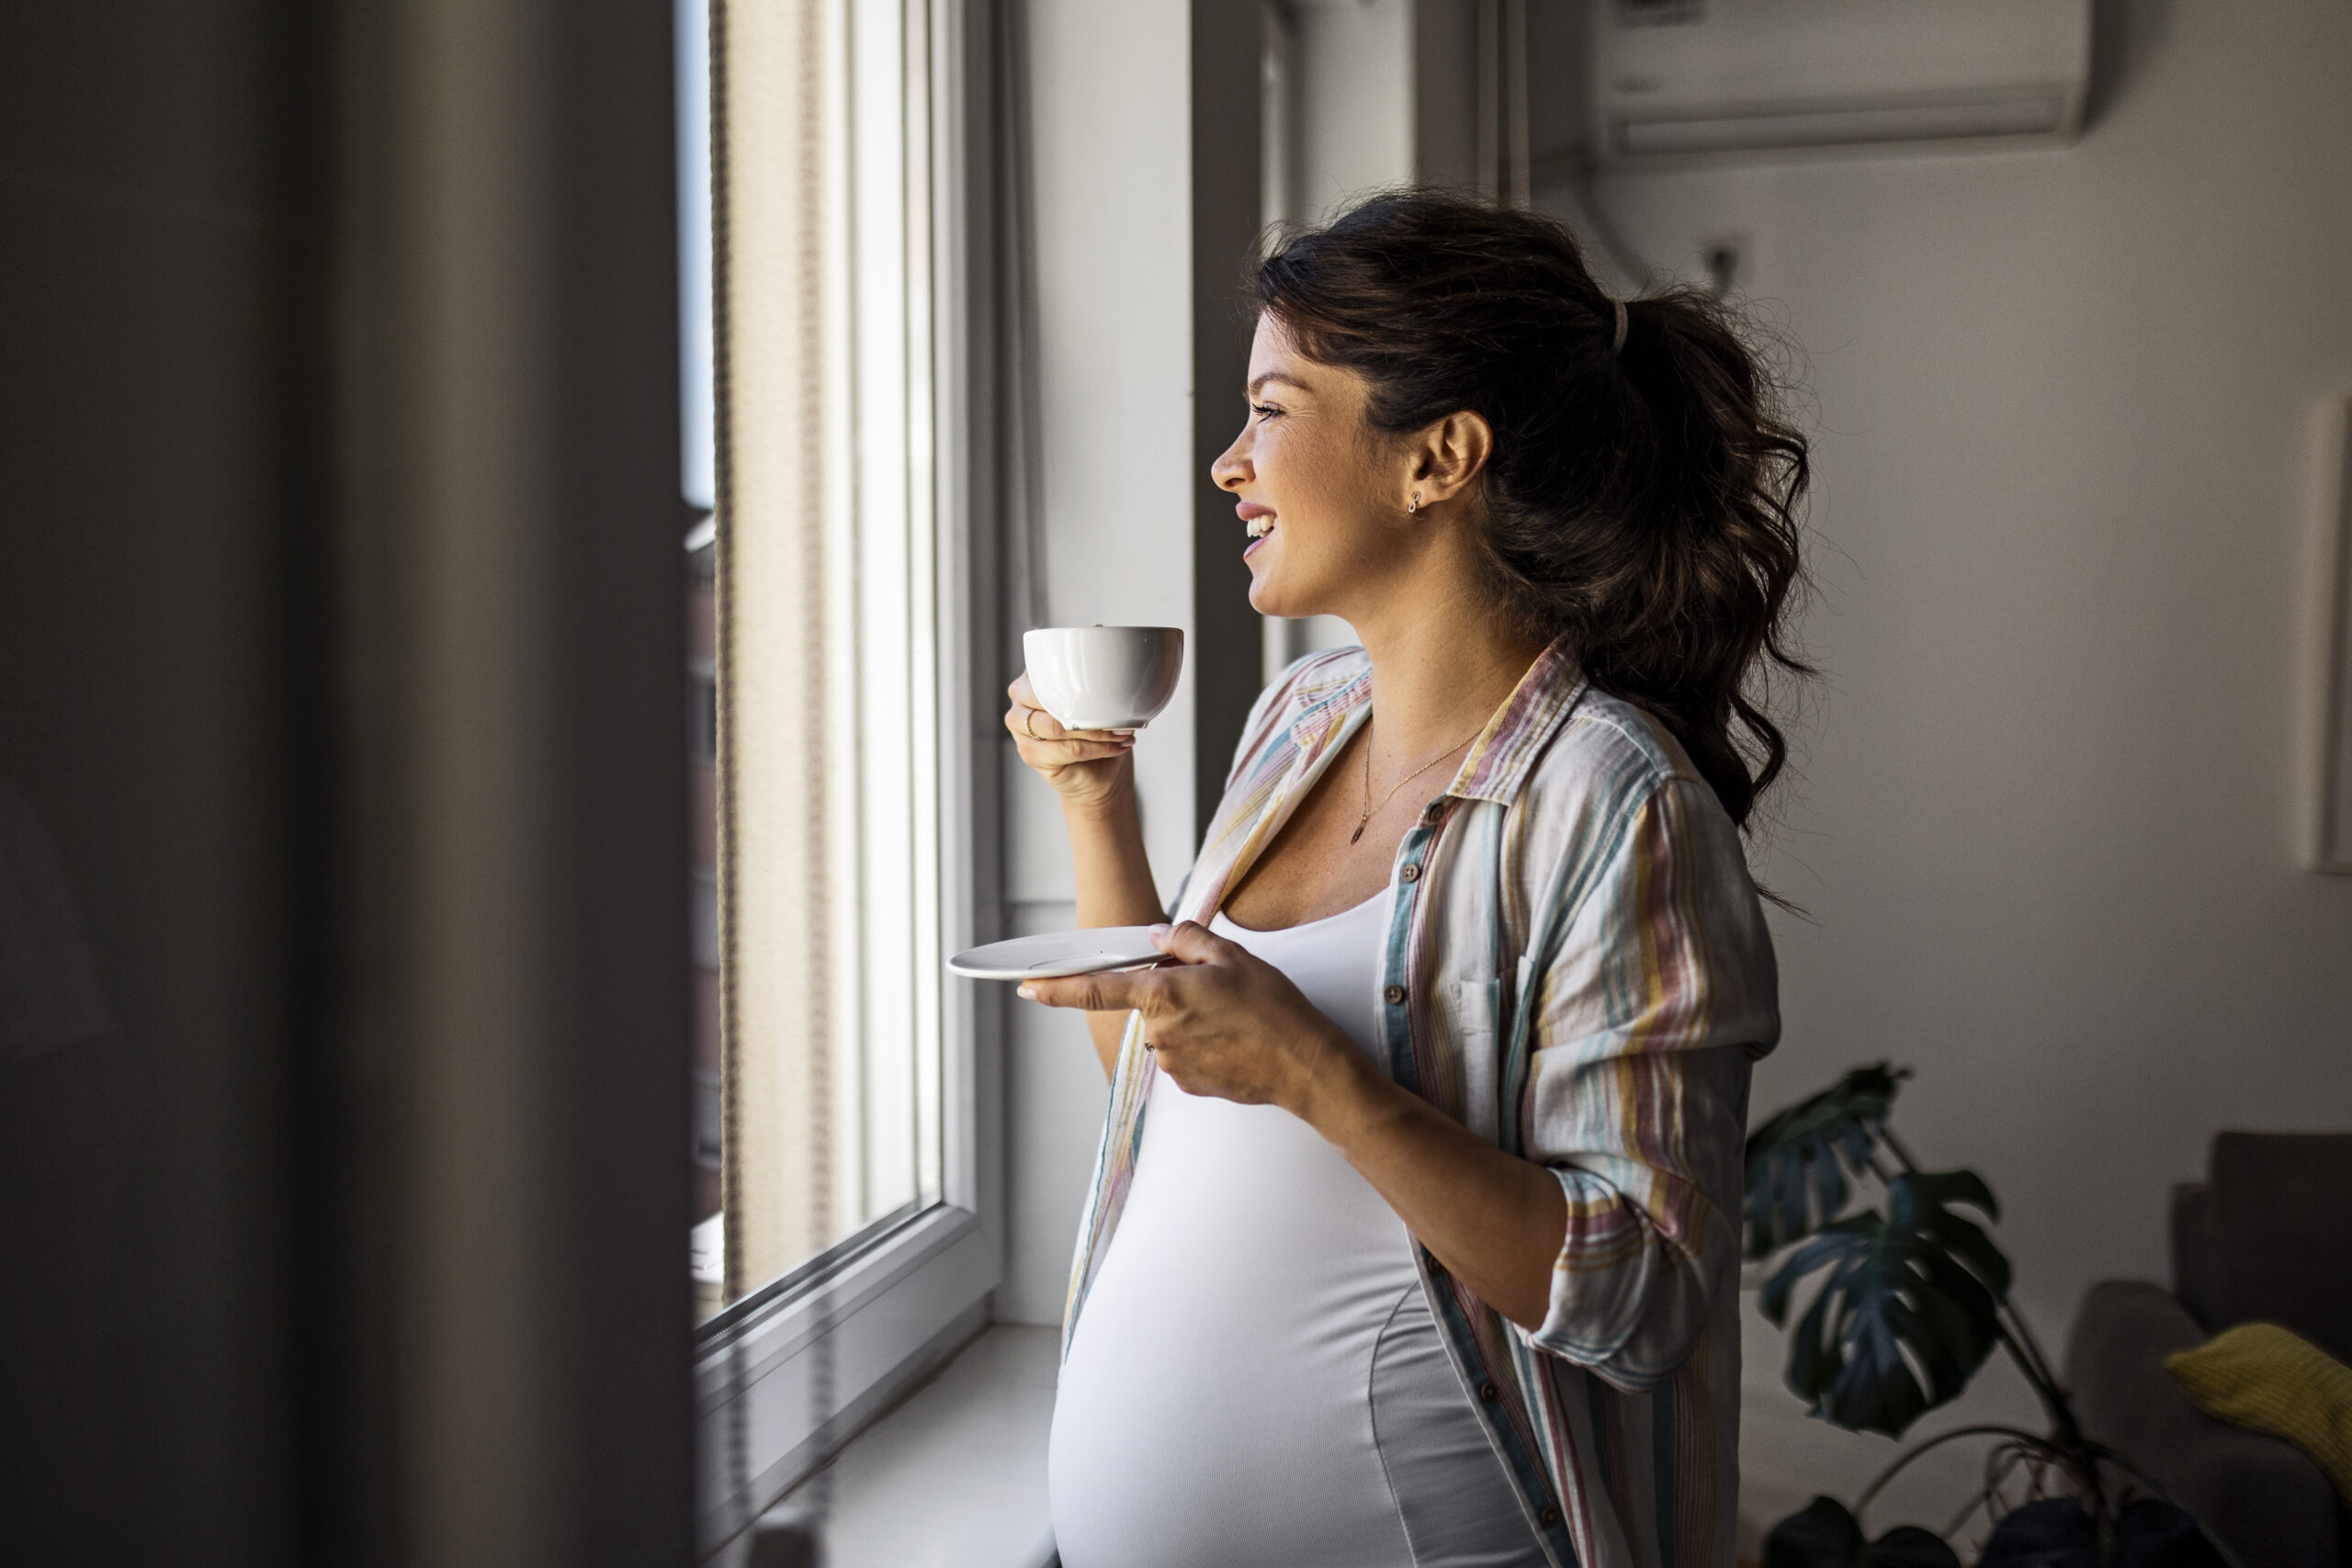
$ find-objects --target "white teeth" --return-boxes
[1246,516,1274,538]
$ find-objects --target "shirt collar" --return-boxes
[1445,636,1589,804]
[1278,635,1588,807]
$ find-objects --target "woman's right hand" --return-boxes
[1006,671,1137,814]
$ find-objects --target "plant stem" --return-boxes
[1989,1314,2105,1515]
[1939,1487,1990,1541]
[1992,1315,2064,1423]
[1852,1425,2049,1517]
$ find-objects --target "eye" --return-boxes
[1250,401,1283,421]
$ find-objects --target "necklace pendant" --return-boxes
[1350,819,1367,845]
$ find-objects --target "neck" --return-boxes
[1345,558,1545,762]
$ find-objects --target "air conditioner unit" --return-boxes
[1592,0,2092,163]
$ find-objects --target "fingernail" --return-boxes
[1148,923,1171,941]
[1016,984,1035,1000]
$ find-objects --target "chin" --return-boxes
[1243,559,1277,615]
[1247,542,1340,620]
[1248,578,1305,619]
[1248,575,1329,623]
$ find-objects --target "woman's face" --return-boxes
[1211,313,1417,623]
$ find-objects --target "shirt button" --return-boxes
[1477,1380,1498,1402]
[1423,802,1446,824]
[1384,984,1406,1005]
[1539,1506,1562,1528]
[1398,862,1421,883]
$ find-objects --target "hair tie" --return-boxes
[1611,298,1629,355]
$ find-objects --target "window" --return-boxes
[684,0,997,1541]
[703,0,947,1324]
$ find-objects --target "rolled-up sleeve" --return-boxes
[1514,776,1779,1390]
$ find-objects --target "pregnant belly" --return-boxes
[1046,1083,1421,1568]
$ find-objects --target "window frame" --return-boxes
[691,0,1004,1545]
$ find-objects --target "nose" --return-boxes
[1211,422,1251,492]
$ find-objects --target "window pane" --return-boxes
[689,0,944,1325]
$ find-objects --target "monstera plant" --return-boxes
[1742,1066,2241,1568]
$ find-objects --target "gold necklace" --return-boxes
[1351,723,1483,845]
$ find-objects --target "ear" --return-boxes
[1398,410,1494,512]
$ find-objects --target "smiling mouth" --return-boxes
[1245,515,1274,539]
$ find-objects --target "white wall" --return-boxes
[1289,0,1413,220]
[1550,4,2352,1530]
[997,0,1198,1325]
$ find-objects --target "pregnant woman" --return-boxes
[1010,190,1806,1568]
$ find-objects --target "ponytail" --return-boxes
[1254,190,1811,829]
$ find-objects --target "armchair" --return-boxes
[2064,1134,2352,1568]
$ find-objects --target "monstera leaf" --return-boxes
[1764,1496,1961,1568]
[1977,1498,2098,1567]
[1977,1497,2229,1568]
[1745,1064,1910,1258]
[1760,1169,2009,1438]
[1773,1485,2229,1568]
[2107,1498,2229,1568]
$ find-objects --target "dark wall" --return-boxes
[0,3,695,1563]
[0,5,296,1561]
[1190,0,1266,836]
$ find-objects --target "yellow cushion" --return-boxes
[2165,1322,2352,1506]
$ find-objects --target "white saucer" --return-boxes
[947,926,1168,981]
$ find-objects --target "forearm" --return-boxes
[1300,1054,1567,1332]
[1063,775,1161,928]
[1061,776,1161,1077]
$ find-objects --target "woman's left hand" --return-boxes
[1018,921,1363,1119]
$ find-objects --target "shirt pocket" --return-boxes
[1447,976,1503,1144]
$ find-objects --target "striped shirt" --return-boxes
[1060,638,1780,1568]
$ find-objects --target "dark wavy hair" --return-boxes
[1254,188,1811,831]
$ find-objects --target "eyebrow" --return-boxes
[1248,372,1314,398]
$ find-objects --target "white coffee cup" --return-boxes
[1023,626,1184,731]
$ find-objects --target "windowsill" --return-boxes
[714,1322,1060,1568]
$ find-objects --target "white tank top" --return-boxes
[1047,894,1544,1568]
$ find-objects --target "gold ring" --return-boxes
[1023,706,1044,740]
